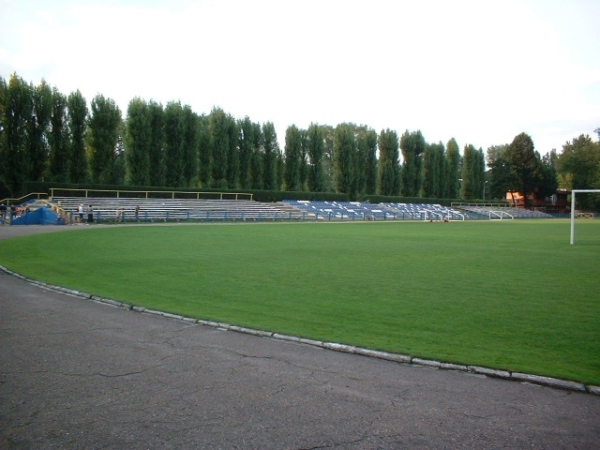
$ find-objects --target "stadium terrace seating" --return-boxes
[457,205,553,219]
[283,200,552,221]
[381,203,467,220]
[49,197,304,223]
[284,200,369,220]
[283,200,462,221]
[7,196,554,225]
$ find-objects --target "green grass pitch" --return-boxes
[1,220,599,384]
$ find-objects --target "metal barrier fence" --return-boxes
[49,188,254,201]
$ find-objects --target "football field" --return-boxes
[1,219,598,384]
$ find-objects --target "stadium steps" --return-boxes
[457,205,553,219]
[50,197,304,222]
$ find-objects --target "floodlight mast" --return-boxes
[570,189,600,245]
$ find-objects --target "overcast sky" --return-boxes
[1,0,599,156]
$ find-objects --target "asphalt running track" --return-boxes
[1,225,599,449]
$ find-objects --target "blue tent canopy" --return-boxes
[11,207,61,225]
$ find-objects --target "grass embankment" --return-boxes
[1,220,598,384]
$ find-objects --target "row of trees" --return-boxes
[553,133,600,209]
[486,131,600,209]
[487,133,558,206]
[0,74,483,199]
[1,73,598,207]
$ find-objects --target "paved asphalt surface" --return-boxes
[1,225,599,449]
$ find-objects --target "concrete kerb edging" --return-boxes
[2,265,598,396]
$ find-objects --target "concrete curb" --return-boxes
[469,366,512,379]
[1,264,596,396]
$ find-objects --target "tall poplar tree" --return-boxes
[475,147,485,199]
[460,145,485,199]
[88,94,122,184]
[48,88,69,182]
[333,123,358,198]
[125,98,151,186]
[306,123,325,192]
[181,105,199,187]
[400,130,426,197]
[147,100,165,186]
[249,122,264,189]
[67,90,88,183]
[225,116,239,189]
[113,125,126,185]
[262,121,279,190]
[238,116,254,189]
[197,114,211,188]
[434,143,446,198]
[321,125,335,192]
[377,129,400,196]
[357,126,378,196]
[2,74,32,195]
[283,125,302,191]
[460,144,476,199]
[299,129,309,191]
[209,107,233,189]
[29,79,52,182]
[444,138,460,198]
[422,142,445,198]
[276,150,285,191]
[164,101,185,187]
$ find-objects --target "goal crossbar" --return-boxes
[570,189,600,245]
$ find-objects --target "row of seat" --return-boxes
[283,200,465,221]
[284,200,557,221]
[459,205,553,219]
[36,197,554,224]
[49,197,303,222]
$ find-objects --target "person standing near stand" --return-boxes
[87,205,94,223]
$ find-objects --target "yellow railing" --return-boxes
[49,188,253,201]
[45,202,72,221]
[0,192,48,205]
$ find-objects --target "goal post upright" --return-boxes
[570,189,600,245]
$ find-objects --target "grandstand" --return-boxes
[458,205,553,219]
[382,203,467,220]
[1,190,555,225]
[283,200,467,221]
[49,196,303,223]
[283,200,380,220]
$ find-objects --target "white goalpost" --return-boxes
[570,189,600,245]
